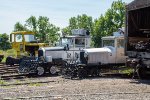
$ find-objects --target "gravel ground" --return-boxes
[1,75,150,100]
[1,63,150,100]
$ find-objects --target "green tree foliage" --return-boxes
[46,24,60,44]
[25,16,37,33]
[38,16,50,42]
[14,22,28,32]
[0,33,11,50]
[62,27,71,36]
[93,0,125,47]
[14,16,60,44]
[62,14,93,35]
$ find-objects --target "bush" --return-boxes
[6,49,17,58]
[120,68,133,76]
[0,49,17,62]
[0,50,4,55]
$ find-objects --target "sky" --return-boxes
[0,0,133,34]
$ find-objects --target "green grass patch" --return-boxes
[15,80,21,84]
[0,49,17,63]
[120,68,133,76]
[0,50,4,55]
[0,79,7,85]
[6,49,17,57]
[29,82,42,87]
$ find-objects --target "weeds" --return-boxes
[29,82,42,87]
[0,49,17,62]
[6,49,17,58]
[120,68,133,75]
[0,79,7,85]
[15,80,21,84]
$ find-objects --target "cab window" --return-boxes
[103,40,115,47]
[24,35,36,42]
[15,34,23,42]
[117,39,124,48]
[75,38,85,47]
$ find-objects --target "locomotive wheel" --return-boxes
[77,68,87,79]
[37,66,45,76]
[137,67,147,79]
[90,68,98,77]
[50,66,58,75]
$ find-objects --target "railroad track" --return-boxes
[0,63,132,80]
[0,63,27,80]
[0,63,19,75]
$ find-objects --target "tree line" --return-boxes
[0,0,125,50]
[14,16,60,44]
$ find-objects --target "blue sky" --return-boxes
[0,0,133,34]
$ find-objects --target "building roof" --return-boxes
[127,0,150,11]
[60,35,90,38]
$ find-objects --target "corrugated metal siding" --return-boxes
[127,0,150,11]
[88,52,108,64]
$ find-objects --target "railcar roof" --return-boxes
[60,35,90,38]
[83,47,111,53]
[11,31,35,34]
[102,36,124,40]
[39,47,64,51]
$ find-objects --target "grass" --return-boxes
[29,82,42,87]
[119,68,133,76]
[0,49,17,63]
[0,78,42,87]
[25,78,42,87]
[15,80,21,84]
[6,49,17,57]
[0,79,7,85]
[107,66,133,76]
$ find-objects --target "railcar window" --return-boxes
[24,35,36,42]
[103,40,115,47]
[117,39,124,48]
[75,38,85,47]
[61,38,73,47]
[15,34,22,42]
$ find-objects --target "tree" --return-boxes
[25,16,37,33]
[62,14,94,35]
[62,27,71,36]
[38,16,50,42]
[93,15,107,47]
[69,17,77,30]
[46,24,60,44]
[37,16,60,43]
[14,22,28,32]
[13,16,60,43]
[93,0,126,47]
[0,33,11,50]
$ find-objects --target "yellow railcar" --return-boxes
[6,31,48,65]
[10,31,48,57]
